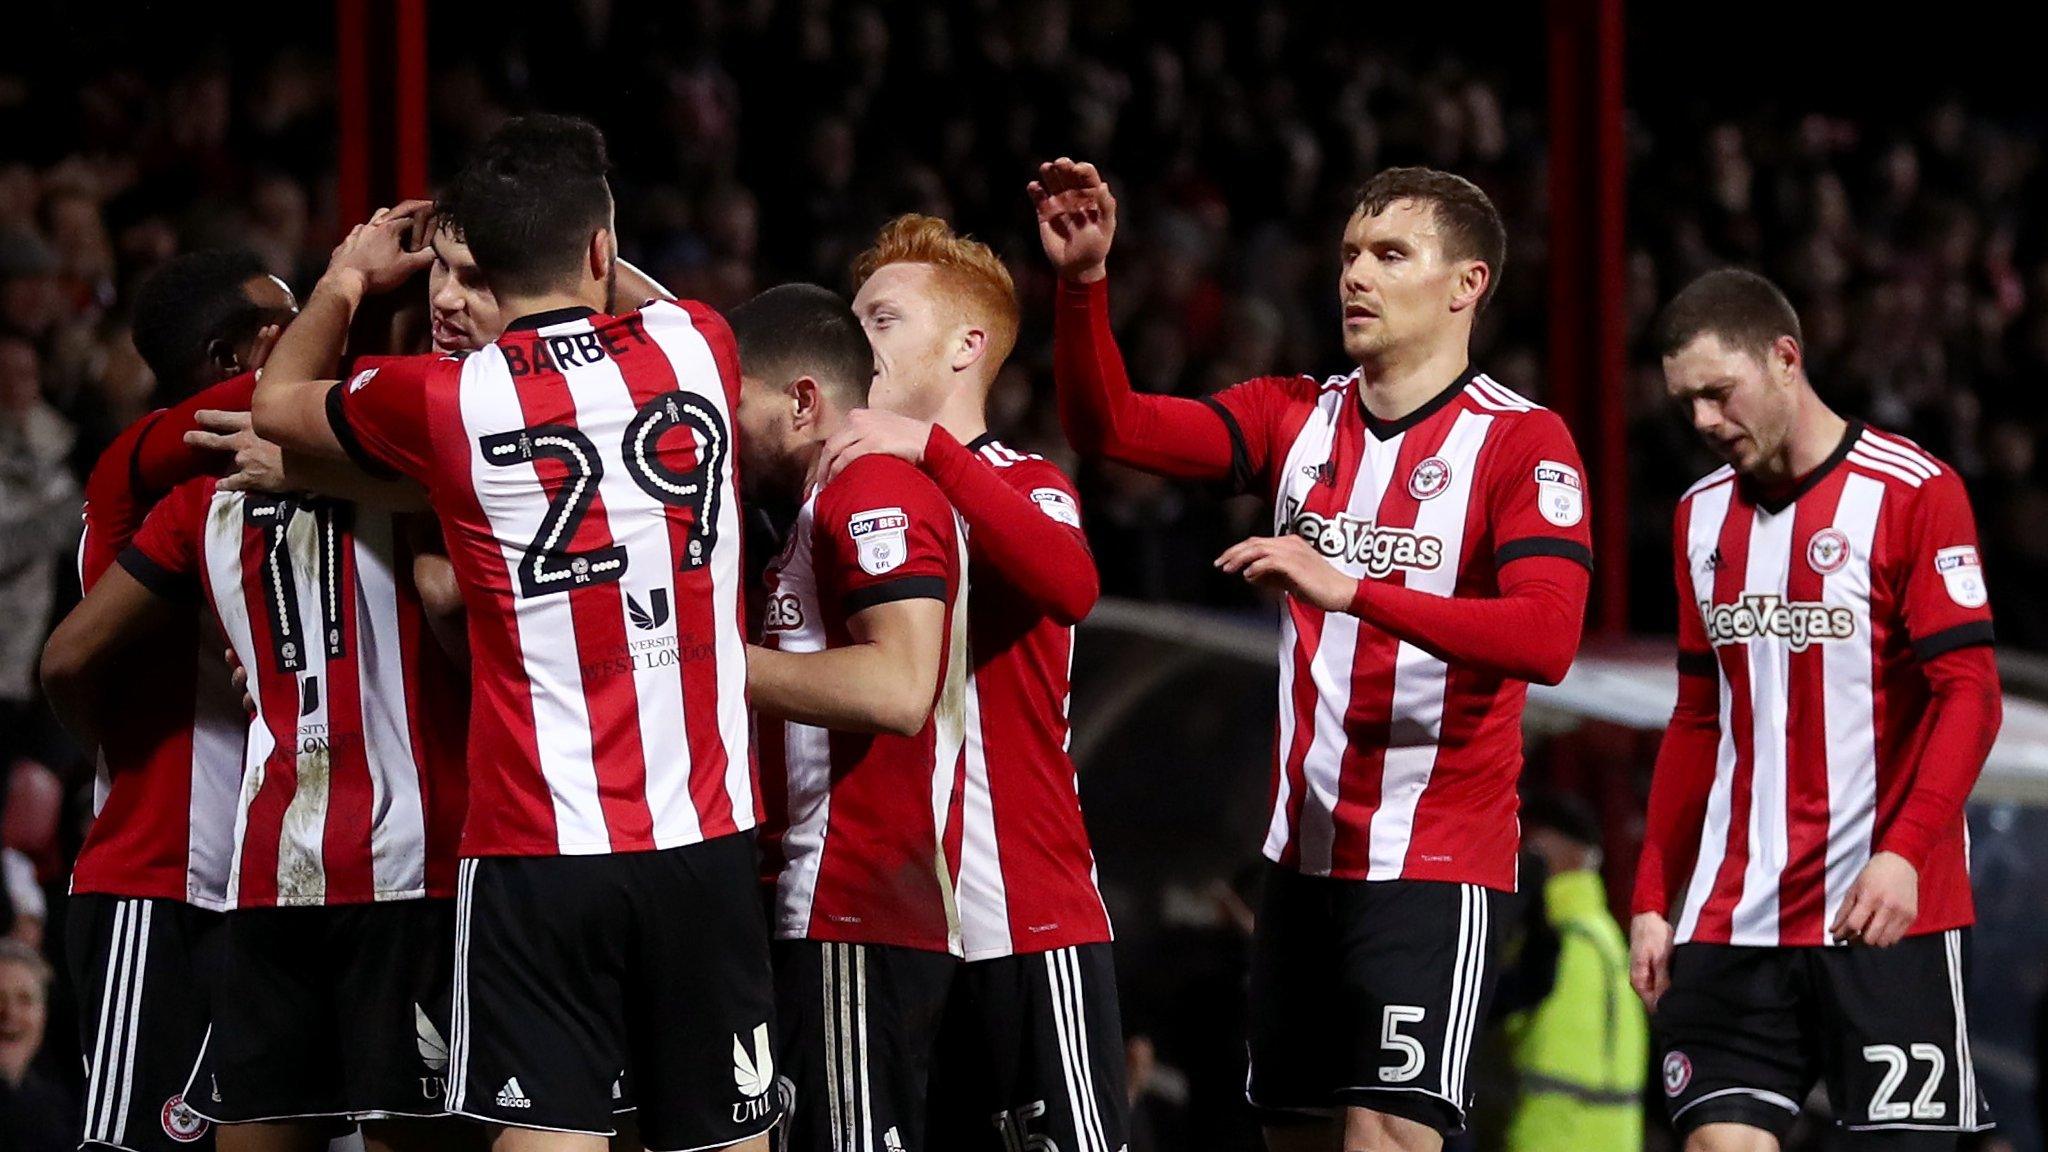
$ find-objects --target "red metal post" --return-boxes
[1548,0,1630,635]
[336,0,371,237]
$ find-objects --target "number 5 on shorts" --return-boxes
[1380,1005,1427,1083]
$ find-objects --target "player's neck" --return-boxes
[496,285,609,330]
[931,392,988,449]
[1758,393,1848,488]
[1353,340,1471,425]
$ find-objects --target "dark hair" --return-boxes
[129,250,273,400]
[1655,268,1803,361]
[1353,167,1507,311]
[1521,790,1603,849]
[727,284,874,404]
[436,114,613,298]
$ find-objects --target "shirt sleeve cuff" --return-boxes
[1630,848,1668,917]
[324,383,402,480]
[1876,820,1941,869]
[117,545,198,602]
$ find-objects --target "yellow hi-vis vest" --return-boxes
[1504,869,1648,1152]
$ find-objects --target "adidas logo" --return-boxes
[496,1078,532,1109]
[883,1127,906,1152]
[415,1004,449,1072]
[1701,547,1725,574]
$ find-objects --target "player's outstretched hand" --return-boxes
[818,408,933,484]
[1029,157,1116,283]
[1216,534,1357,612]
[1629,912,1675,1011]
[185,410,287,494]
[323,200,437,298]
[1829,850,1918,948]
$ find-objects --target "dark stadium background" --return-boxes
[4,3,2046,1150]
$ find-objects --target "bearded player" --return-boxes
[1632,269,1998,1151]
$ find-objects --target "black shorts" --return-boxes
[1245,867,1508,1135]
[182,899,454,1124]
[67,895,224,1152]
[1656,930,1993,1140]
[926,944,1129,1152]
[773,940,956,1152]
[449,832,780,1150]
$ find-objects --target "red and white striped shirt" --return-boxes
[950,436,1111,960]
[326,302,753,858]
[123,479,466,907]
[1660,424,1993,946]
[1207,369,1594,889]
[73,388,256,909]
[757,455,967,954]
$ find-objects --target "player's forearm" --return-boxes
[1879,644,2001,867]
[1054,277,1236,479]
[253,273,361,456]
[278,449,428,508]
[746,643,936,737]
[1632,666,1721,917]
[1344,557,1590,685]
[920,428,1098,624]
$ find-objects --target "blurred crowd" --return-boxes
[4,4,2048,1147]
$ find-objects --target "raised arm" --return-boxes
[253,202,434,460]
[1032,158,1239,481]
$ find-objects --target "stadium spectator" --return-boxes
[1500,793,1645,1152]
[0,938,72,1152]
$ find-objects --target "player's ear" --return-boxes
[1450,260,1489,314]
[788,376,823,432]
[588,228,616,283]
[1772,334,1803,384]
[206,337,240,377]
[951,325,988,374]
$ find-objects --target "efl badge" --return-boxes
[1030,487,1082,527]
[1662,1051,1692,1098]
[1935,545,1988,608]
[1408,457,1452,501]
[1807,528,1850,575]
[1534,461,1584,527]
[162,1095,210,1143]
[848,508,911,576]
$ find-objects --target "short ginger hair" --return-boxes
[852,214,1020,364]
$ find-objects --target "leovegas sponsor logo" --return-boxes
[1284,500,1443,578]
[1700,594,1857,651]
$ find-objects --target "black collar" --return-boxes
[965,432,1001,453]
[1741,420,1863,514]
[504,306,599,332]
[1359,365,1480,441]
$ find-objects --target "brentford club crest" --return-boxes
[1408,457,1452,501]
[1662,1051,1693,1098]
[1807,528,1850,575]
[161,1095,210,1143]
